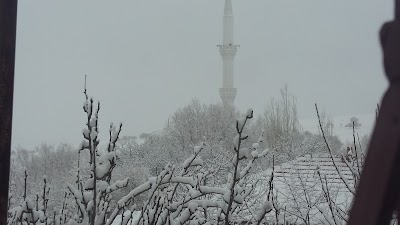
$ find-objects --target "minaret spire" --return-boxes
[218,0,238,107]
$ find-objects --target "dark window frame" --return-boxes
[0,0,18,224]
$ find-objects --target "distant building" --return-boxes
[218,0,239,107]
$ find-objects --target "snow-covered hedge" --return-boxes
[8,87,274,225]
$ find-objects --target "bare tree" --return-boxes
[263,84,302,158]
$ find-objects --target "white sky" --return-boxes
[12,0,394,148]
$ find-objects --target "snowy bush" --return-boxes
[8,174,51,225]
[8,82,277,225]
[12,83,373,224]
[9,143,78,214]
[107,108,274,225]
[8,92,372,225]
[66,88,129,225]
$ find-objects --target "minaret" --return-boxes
[218,0,238,107]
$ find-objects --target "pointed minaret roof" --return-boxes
[224,0,233,16]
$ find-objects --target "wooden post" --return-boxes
[347,0,400,224]
[0,0,18,224]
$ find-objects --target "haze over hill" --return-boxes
[12,0,391,148]
[300,113,375,146]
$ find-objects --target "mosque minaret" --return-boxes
[218,0,239,107]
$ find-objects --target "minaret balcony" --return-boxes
[219,87,237,95]
[219,45,238,57]
[218,44,239,51]
[219,88,237,106]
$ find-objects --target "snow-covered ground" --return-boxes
[300,113,376,144]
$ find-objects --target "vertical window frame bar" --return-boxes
[0,0,18,224]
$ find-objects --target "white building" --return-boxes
[218,0,239,107]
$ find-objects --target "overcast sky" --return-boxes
[12,0,394,148]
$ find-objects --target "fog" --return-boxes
[12,0,393,147]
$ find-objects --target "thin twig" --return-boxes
[315,104,355,195]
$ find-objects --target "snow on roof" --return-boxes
[272,153,355,188]
[254,153,355,224]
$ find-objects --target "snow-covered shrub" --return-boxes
[8,86,275,225]
[123,100,240,189]
[66,88,128,225]
[167,99,238,153]
[113,164,151,209]
[9,143,78,215]
[106,108,273,225]
[155,100,239,171]
[8,174,51,225]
